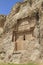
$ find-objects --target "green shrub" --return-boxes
[0,62,37,65]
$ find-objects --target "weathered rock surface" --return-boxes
[0,15,6,35]
[0,0,43,64]
[0,15,6,27]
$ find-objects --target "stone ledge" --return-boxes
[12,50,26,55]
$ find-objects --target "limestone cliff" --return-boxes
[0,0,43,64]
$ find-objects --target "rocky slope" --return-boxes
[0,0,43,64]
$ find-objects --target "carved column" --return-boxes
[12,23,18,51]
[12,30,18,51]
[14,31,18,51]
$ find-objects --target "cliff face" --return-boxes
[0,0,43,64]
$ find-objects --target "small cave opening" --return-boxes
[23,35,25,40]
[35,11,39,21]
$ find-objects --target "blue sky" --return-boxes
[0,0,22,15]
